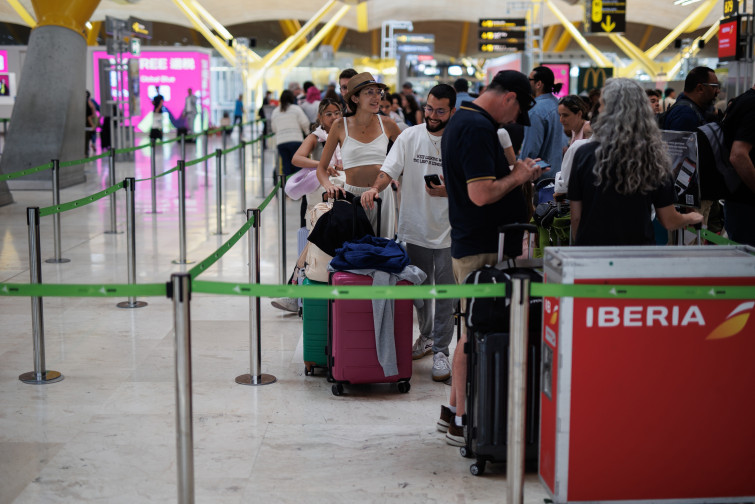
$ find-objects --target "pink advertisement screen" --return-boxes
[0,50,7,72]
[93,50,211,132]
[542,63,570,99]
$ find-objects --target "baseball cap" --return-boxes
[490,70,536,126]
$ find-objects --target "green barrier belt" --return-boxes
[690,227,740,246]
[191,281,755,300]
[223,143,243,155]
[114,143,151,154]
[39,181,125,217]
[188,216,256,280]
[60,152,111,167]
[0,162,54,181]
[185,153,215,167]
[135,165,180,182]
[0,283,166,297]
[258,180,281,212]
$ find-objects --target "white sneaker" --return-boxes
[432,352,451,382]
[271,297,298,313]
[412,335,433,360]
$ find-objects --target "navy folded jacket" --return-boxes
[330,236,410,274]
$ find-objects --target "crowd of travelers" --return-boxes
[265,65,755,446]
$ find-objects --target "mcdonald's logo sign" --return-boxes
[577,67,613,94]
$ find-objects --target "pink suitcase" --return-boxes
[328,271,413,395]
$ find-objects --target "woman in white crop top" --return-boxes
[317,72,402,238]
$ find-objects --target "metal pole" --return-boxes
[105,148,120,234]
[506,274,530,504]
[46,160,70,263]
[214,149,225,235]
[236,208,276,387]
[173,161,194,265]
[203,130,209,186]
[170,272,196,504]
[181,133,186,162]
[19,207,63,385]
[278,171,286,285]
[238,140,246,213]
[149,138,159,214]
[118,178,147,309]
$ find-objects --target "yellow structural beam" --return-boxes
[86,20,101,45]
[356,1,368,33]
[172,0,237,65]
[7,0,36,27]
[30,0,99,34]
[459,21,470,58]
[660,21,720,81]
[279,19,301,38]
[638,25,653,50]
[329,26,348,53]
[645,0,717,60]
[542,25,559,52]
[282,5,351,69]
[553,22,576,52]
[545,0,612,68]
[608,34,660,77]
[188,0,261,61]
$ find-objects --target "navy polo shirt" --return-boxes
[441,101,527,259]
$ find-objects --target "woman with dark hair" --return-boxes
[271,89,310,176]
[401,93,423,127]
[558,95,592,144]
[316,72,402,237]
[568,78,702,245]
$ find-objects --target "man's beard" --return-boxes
[425,116,449,133]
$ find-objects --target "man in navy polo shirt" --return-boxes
[437,70,545,446]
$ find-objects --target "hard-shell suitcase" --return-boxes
[302,277,328,375]
[461,223,542,476]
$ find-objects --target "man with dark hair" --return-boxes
[361,84,457,381]
[338,68,358,111]
[520,66,568,182]
[453,78,472,108]
[663,66,720,132]
[663,87,677,111]
[438,70,544,446]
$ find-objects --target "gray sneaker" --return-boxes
[412,335,433,360]
[432,352,451,382]
[271,297,298,313]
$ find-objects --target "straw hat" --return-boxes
[344,72,388,103]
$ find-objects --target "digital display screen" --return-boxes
[542,63,570,99]
[0,50,7,72]
[92,50,211,132]
[718,18,740,61]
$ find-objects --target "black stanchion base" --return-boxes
[172,259,195,264]
[45,258,71,264]
[19,370,64,385]
[117,301,148,309]
[235,373,277,386]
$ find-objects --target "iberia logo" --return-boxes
[706,301,755,340]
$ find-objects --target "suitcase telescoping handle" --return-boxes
[353,194,382,237]
[497,223,538,264]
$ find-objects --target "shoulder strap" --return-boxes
[377,114,385,135]
[342,116,349,136]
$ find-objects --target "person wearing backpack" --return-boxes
[721,84,755,246]
[661,67,720,132]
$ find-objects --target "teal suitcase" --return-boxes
[302,278,328,375]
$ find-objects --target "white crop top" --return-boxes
[340,115,390,169]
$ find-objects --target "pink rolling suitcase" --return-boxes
[326,195,412,396]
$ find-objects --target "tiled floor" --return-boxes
[0,131,550,503]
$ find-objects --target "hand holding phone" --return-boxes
[424,174,442,188]
[535,159,550,169]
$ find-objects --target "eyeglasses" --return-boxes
[360,88,385,98]
[423,105,449,116]
[701,83,721,88]
[322,111,343,118]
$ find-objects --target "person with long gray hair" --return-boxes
[567,78,702,245]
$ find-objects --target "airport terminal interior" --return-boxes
[0,0,753,502]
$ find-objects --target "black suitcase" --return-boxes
[460,224,542,476]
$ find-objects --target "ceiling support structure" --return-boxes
[638,25,653,50]
[542,25,559,52]
[323,25,348,53]
[356,1,368,32]
[661,21,720,81]
[86,20,100,45]
[644,0,717,61]
[552,22,577,52]
[6,0,36,27]
[545,0,613,68]
[281,4,351,69]
[458,21,470,58]
[608,33,660,76]
[172,0,238,65]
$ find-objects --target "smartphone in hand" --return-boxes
[535,160,550,169]
[424,174,442,188]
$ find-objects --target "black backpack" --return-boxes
[696,97,742,200]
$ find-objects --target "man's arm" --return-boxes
[467,158,543,206]
[730,140,755,193]
[360,171,394,209]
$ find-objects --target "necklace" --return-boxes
[427,129,442,156]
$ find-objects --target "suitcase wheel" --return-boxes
[331,383,344,396]
[470,460,486,476]
[397,382,411,394]
[459,446,472,458]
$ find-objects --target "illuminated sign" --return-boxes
[93,50,211,132]
[128,17,152,39]
[479,42,526,53]
[479,18,526,28]
[577,67,613,94]
[542,63,571,99]
[395,33,435,55]
[585,0,626,34]
[0,50,7,72]
[724,0,739,18]
[718,17,741,61]
[478,18,527,53]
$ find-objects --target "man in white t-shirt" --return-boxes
[361,84,457,382]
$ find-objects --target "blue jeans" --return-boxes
[277,141,301,177]
[724,199,755,246]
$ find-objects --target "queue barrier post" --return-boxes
[148,138,160,214]
[506,274,530,504]
[236,208,276,387]
[278,171,287,285]
[105,148,120,234]
[117,178,147,309]
[238,139,246,213]
[214,149,226,235]
[203,130,209,186]
[19,207,63,385]
[169,272,196,503]
[181,134,186,162]
[173,161,194,265]
[45,159,70,264]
